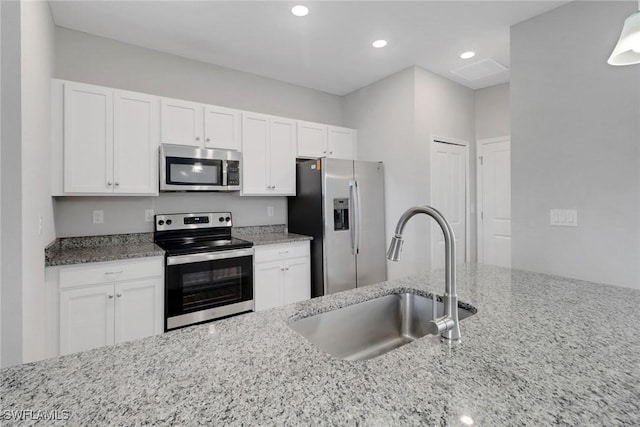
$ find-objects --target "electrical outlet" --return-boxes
[550,209,577,227]
[145,209,155,222]
[93,210,104,224]
[267,206,275,217]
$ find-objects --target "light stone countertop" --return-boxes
[2,264,639,425]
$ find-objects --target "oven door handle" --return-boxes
[167,248,254,265]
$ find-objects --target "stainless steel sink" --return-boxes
[288,292,475,361]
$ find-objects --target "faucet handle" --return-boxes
[428,316,456,335]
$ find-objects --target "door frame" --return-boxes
[429,135,471,264]
[476,136,510,264]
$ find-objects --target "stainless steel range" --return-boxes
[154,212,254,331]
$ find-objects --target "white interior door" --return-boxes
[431,140,468,269]
[478,138,511,267]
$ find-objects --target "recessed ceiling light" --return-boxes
[372,40,388,48]
[460,415,474,425]
[291,5,309,17]
[460,51,476,59]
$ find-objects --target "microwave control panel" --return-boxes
[227,161,240,186]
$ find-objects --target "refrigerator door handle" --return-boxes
[353,180,361,255]
[349,181,357,255]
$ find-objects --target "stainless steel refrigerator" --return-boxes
[288,158,387,297]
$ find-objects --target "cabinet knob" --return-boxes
[108,294,114,299]
[196,136,201,141]
[329,151,333,155]
[114,182,120,186]
[107,181,112,186]
[323,151,327,154]
[116,293,122,298]
[206,138,211,142]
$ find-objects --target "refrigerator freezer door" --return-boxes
[354,161,387,287]
[323,158,357,295]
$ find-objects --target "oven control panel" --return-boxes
[155,212,232,231]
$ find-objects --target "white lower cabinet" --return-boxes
[54,257,164,356]
[254,242,311,311]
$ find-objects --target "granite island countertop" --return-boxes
[2,265,640,425]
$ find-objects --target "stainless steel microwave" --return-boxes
[160,144,241,192]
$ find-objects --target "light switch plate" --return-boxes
[550,209,577,227]
[93,210,104,224]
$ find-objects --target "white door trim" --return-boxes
[476,136,510,264]
[429,135,471,264]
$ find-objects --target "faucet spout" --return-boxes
[386,205,461,343]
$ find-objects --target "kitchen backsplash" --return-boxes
[53,193,288,237]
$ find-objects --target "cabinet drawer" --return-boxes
[59,257,163,289]
[254,242,309,264]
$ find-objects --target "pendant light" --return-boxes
[608,1,640,66]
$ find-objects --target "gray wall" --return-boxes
[475,83,510,140]
[1,0,23,368]
[53,27,345,237]
[20,0,57,363]
[511,1,640,289]
[343,66,475,279]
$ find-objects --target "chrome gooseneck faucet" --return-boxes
[387,205,461,343]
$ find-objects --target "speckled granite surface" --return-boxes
[233,225,312,246]
[45,233,165,267]
[3,265,640,425]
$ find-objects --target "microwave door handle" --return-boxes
[222,161,228,187]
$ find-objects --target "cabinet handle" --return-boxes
[323,151,327,154]
[107,181,112,186]
[105,271,123,276]
[108,294,114,299]
[116,293,122,298]
[329,151,333,155]
[206,137,211,142]
[114,182,120,186]
[196,136,201,141]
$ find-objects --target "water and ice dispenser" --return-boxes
[333,198,350,231]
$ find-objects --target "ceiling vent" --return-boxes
[451,58,508,81]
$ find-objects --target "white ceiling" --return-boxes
[48,1,569,95]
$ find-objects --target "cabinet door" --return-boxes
[254,261,283,311]
[204,105,241,151]
[269,117,296,195]
[59,284,115,356]
[327,126,356,160]
[114,278,163,344]
[113,90,159,195]
[63,82,113,193]
[283,257,311,306]
[241,113,270,195]
[160,98,203,147]
[297,121,327,158]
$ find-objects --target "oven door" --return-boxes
[165,248,253,330]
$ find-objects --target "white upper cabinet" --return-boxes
[269,117,296,195]
[297,121,357,160]
[242,113,296,196]
[297,121,328,158]
[204,105,242,151]
[160,98,203,147]
[161,99,241,150]
[63,82,114,194]
[113,90,159,194]
[61,81,159,196]
[327,126,357,160]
